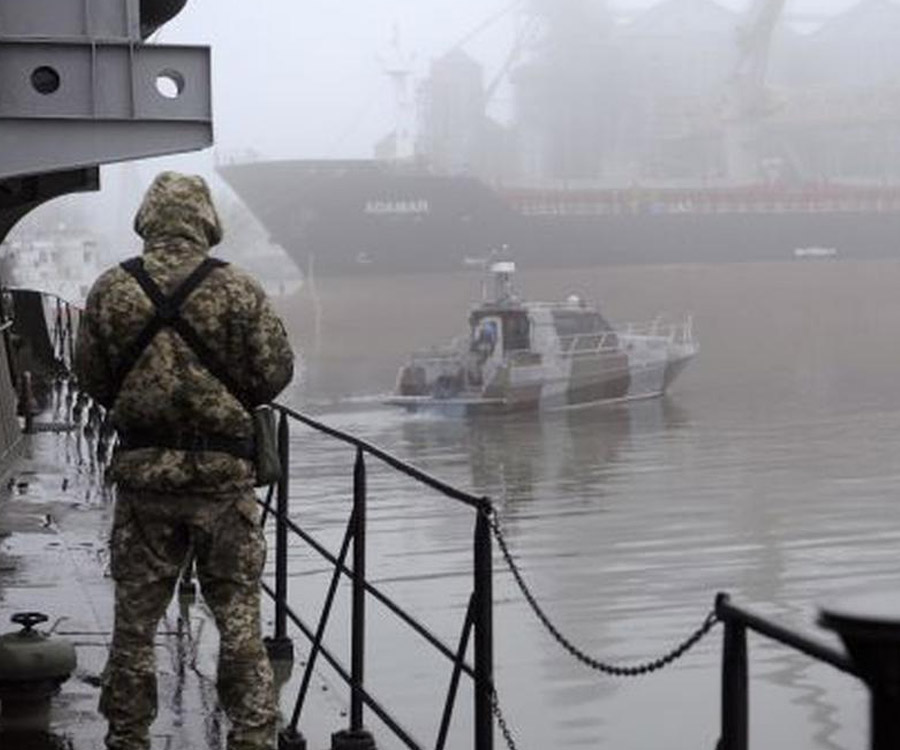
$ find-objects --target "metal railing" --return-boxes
[715,593,874,750]
[619,315,695,345]
[261,404,496,750]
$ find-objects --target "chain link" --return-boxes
[492,688,518,750]
[487,509,720,678]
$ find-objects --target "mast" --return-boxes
[724,0,788,182]
[379,26,416,161]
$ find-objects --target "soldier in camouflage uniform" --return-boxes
[75,171,294,750]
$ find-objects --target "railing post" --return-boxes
[719,596,748,750]
[332,448,377,750]
[351,447,367,731]
[266,410,294,662]
[474,508,494,750]
[271,410,306,750]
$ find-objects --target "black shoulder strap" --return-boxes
[110,257,253,409]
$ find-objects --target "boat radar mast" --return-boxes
[486,261,518,304]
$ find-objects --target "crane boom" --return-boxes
[731,0,788,117]
[722,0,787,182]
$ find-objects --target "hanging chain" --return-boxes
[492,687,519,750]
[487,509,720,677]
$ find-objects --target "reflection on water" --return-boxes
[286,261,900,750]
[397,399,689,509]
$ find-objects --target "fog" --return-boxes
[164,0,864,160]
[8,0,895,266]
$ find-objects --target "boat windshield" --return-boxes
[552,309,614,337]
[470,310,531,353]
[503,312,530,352]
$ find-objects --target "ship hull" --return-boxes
[218,160,900,276]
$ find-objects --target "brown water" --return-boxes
[275,259,900,749]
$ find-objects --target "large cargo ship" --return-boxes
[218,158,900,275]
[219,0,900,277]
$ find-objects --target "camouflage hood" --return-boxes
[133,171,223,249]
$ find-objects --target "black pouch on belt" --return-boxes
[252,405,281,486]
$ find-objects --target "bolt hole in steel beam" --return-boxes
[31,66,60,96]
[155,69,185,99]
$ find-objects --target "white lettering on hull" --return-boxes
[364,199,431,216]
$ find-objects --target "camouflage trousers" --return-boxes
[100,489,277,750]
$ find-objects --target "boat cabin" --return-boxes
[468,262,617,358]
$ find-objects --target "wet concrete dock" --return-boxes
[0,424,345,750]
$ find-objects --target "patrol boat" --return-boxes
[385,262,698,414]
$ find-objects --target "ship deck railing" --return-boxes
[619,315,695,346]
[259,403,496,750]
[504,185,900,217]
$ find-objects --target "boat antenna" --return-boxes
[490,260,517,303]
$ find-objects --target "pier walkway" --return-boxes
[0,427,343,750]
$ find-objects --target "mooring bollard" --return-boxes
[819,593,900,750]
[0,612,77,725]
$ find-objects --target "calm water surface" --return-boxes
[277,260,900,750]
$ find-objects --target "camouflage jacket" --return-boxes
[74,172,294,494]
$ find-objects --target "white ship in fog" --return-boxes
[219,0,900,277]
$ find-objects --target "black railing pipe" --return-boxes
[275,411,290,642]
[291,515,355,731]
[264,404,495,750]
[274,405,491,513]
[719,618,748,750]
[716,594,857,677]
[263,582,421,750]
[266,410,293,663]
[436,599,476,750]
[269,500,478,679]
[351,448,367,732]
[474,509,494,750]
[333,450,377,750]
[716,593,861,750]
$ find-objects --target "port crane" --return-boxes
[724,0,788,181]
